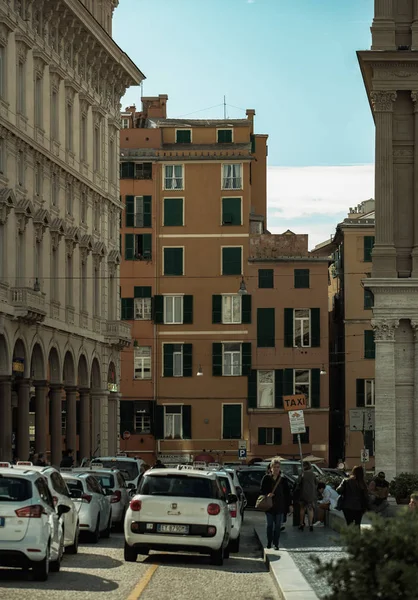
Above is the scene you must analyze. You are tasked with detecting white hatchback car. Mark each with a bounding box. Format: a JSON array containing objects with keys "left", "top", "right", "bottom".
[
  {"left": 213, "top": 469, "right": 243, "bottom": 553},
  {"left": 124, "top": 467, "right": 233, "bottom": 566},
  {"left": 0, "top": 464, "right": 69, "bottom": 580},
  {"left": 14, "top": 464, "right": 79, "bottom": 554},
  {"left": 62, "top": 473, "right": 112, "bottom": 542}
]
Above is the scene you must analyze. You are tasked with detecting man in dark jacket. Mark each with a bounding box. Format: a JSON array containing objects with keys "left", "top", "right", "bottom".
[{"left": 60, "top": 449, "right": 74, "bottom": 468}]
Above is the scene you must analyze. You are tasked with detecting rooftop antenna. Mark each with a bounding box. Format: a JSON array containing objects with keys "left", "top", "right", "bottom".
[{"left": 223, "top": 95, "right": 226, "bottom": 119}]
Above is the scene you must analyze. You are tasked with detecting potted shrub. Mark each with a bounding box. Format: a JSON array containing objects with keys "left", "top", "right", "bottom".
[{"left": 389, "top": 472, "right": 418, "bottom": 504}]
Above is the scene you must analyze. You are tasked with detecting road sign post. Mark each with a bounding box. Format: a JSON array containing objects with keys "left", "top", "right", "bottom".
[{"left": 284, "top": 395, "right": 307, "bottom": 470}]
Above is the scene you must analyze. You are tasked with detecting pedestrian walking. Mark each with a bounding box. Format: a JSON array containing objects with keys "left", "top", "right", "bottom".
[
  {"left": 260, "top": 458, "right": 293, "bottom": 550},
  {"left": 336, "top": 465, "right": 370, "bottom": 527},
  {"left": 298, "top": 461, "right": 317, "bottom": 532}
]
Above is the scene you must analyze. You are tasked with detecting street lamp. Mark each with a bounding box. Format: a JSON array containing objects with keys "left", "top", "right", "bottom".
[
  {"left": 196, "top": 364, "right": 203, "bottom": 377},
  {"left": 238, "top": 276, "right": 247, "bottom": 295},
  {"left": 320, "top": 364, "right": 327, "bottom": 375}
]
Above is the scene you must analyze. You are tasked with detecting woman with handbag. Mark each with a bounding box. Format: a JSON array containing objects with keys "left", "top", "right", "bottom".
[
  {"left": 259, "top": 459, "right": 293, "bottom": 550},
  {"left": 336, "top": 465, "right": 370, "bottom": 527}
]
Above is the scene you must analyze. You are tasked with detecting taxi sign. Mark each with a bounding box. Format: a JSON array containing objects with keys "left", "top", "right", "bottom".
[
  {"left": 0, "top": 462, "right": 11, "bottom": 468},
  {"left": 193, "top": 461, "right": 207, "bottom": 469},
  {"left": 208, "top": 463, "right": 221, "bottom": 470},
  {"left": 283, "top": 394, "right": 307, "bottom": 411},
  {"left": 16, "top": 461, "right": 33, "bottom": 466},
  {"left": 90, "top": 463, "right": 104, "bottom": 469},
  {"left": 60, "top": 467, "right": 73, "bottom": 472}
]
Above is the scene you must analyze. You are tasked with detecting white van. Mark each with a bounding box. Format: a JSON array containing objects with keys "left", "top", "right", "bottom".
[{"left": 89, "top": 456, "right": 146, "bottom": 489}]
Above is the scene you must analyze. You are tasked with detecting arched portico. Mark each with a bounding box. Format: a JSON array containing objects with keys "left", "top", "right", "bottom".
[
  {"left": 31, "top": 343, "right": 48, "bottom": 458},
  {"left": 78, "top": 354, "right": 91, "bottom": 460},
  {"left": 13, "top": 339, "right": 30, "bottom": 461},
  {"left": 0, "top": 334, "right": 12, "bottom": 460}
]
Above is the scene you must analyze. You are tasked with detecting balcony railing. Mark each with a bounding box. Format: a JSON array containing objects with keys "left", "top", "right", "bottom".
[
  {"left": 106, "top": 320, "right": 131, "bottom": 348},
  {"left": 11, "top": 287, "right": 46, "bottom": 323}
]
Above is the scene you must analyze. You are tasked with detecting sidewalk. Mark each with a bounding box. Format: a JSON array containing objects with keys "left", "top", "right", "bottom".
[{"left": 252, "top": 511, "right": 345, "bottom": 600}]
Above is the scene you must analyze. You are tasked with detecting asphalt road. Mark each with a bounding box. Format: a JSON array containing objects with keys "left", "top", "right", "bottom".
[{"left": 0, "top": 515, "right": 280, "bottom": 600}]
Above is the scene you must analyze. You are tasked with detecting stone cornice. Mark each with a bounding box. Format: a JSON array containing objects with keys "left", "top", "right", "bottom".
[{"left": 363, "top": 278, "right": 418, "bottom": 293}]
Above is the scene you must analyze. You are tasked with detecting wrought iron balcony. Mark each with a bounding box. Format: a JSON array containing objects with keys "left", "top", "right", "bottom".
[
  {"left": 106, "top": 320, "right": 131, "bottom": 348},
  {"left": 11, "top": 287, "right": 46, "bottom": 323}
]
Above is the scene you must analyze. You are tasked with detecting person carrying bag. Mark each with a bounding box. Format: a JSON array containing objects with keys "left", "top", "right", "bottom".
[{"left": 258, "top": 458, "right": 293, "bottom": 550}]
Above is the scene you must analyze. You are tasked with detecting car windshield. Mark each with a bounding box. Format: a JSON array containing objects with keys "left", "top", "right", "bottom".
[
  {"left": 140, "top": 475, "right": 214, "bottom": 498},
  {"left": 91, "top": 460, "right": 138, "bottom": 481},
  {"left": 92, "top": 474, "right": 115, "bottom": 489},
  {"left": 0, "top": 476, "right": 32, "bottom": 501},
  {"left": 66, "top": 479, "right": 83, "bottom": 493}
]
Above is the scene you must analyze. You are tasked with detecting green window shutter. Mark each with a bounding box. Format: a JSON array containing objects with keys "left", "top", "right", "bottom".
[
  {"left": 222, "top": 198, "right": 241, "bottom": 226},
  {"left": 125, "top": 233, "right": 134, "bottom": 260},
  {"left": 259, "top": 269, "right": 273, "bottom": 288},
  {"left": 223, "top": 405, "right": 241, "bottom": 439},
  {"left": 119, "top": 401, "right": 135, "bottom": 436},
  {"left": 218, "top": 129, "right": 232, "bottom": 143},
  {"left": 125, "top": 195, "right": 135, "bottom": 227},
  {"left": 364, "top": 431, "right": 374, "bottom": 456},
  {"left": 284, "top": 308, "right": 294, "bottom": 347},
  {"left": 163, "top": 344, "right": 174, "bottom": 377},
  {"left": 143, "top": 196, "right": 152, "bottom": 227},
  {"left": 364, "top": 236, "right": 375, "bottom": 262},
  {"left": 251, "top": 134, "right": 256, "bottom": 154},
  {"left": 164, "top": 198, "right": 183, "bottom": 226},
  {"left": 311, "top": 308, "right": 320, "bottom": 347},
  {"left": 356, "top": 379, "right": 365, "bottom": 407},
  {"left": 257, "top": 308, "right": 275, "bottom": 347},
  {"left": 222, "top": 247, "right": 242, "bottom": 275},
  {"left": 275, "top": 369, "right": 283, "bottom": 409},
  {"left": 212, "top": 295, "right": 222, "bottom": 324},
  {"left": 212, "top": 343, "right": 222, "bottom": 376},
  {"left": 121, "top": 298, "right": 134, "bottom": 320},
  {"left": 364, "top": 289, "right": 374, "bottom": 309},
  {"left": 241, "top": 294, "right": 252, "bottom": 324},
  {"left": 154, "top": 405, "right": 164, "bottom": 440},
  {"left": 364, "top": 330, "right": 375, "bottom": 359},
  {"left": 164, "top": 247, "right": 183, "bottom": 276},
  {"left": 153, "top": 295, "right": 164, "bottom": 323},
  {"left": 284, "top": 369, "right": 293, "bottom": 396},
  {"left": 311, "top": 369, "right": 320, "bottom": 408},
  {"left": 183, "top": 295, "right": 193, "bottom": 324},
  {"left": 274, "top": 428, "right": 282, "bottom": 445},
  {"left": 134, "top": 286, "right": 152, "bottom": 298},
  {"left": 248, "top": 370, "right": 257, "bottom": 409},
  {"left": 176, "top": 130, "right": 191, "bottom": 143},
  {"left": 142, "top": 234, "right": 152, "bottom": 259},
  {"left": 258, "top": 427, "right": 266, "bottom": 445},
  {"left": 294, "top": 269, "right": 310, "bottom": 289},
  {"left": 121, "top": 162, "right": 134, "bottom": 179},
  {"left": 241, "top": 342, "right": 252, "bottom": 376},
  {"left": 183, "top": 344, "right": 193, "bottom": 377},
  {"left": 182, "top": 405, "right": 192, "bottom": 439}
]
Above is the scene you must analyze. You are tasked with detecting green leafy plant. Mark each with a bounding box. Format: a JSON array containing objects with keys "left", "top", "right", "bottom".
[
  {"left": 313, "top": 511, "right": 418, "bottom": 600},
  {"left": 389, "top": 473, "right": 418, "bottom": 502}
]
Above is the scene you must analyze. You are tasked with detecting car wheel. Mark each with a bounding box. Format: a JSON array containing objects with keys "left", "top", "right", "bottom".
[
  {"left": 91, "top": 516, "right": 100, "bottom": 544},
  {"left": 210, "top": 546, "right": 224, "bottom": 566},
  {"left": 102, "top": 514, "right": 112, "bottom": 539},
  {"left": 33, "top": 545, "right": 50, "bottom": 581},
  {"left": 230, "top": 535, "right": 240, "bottom": 553},
  {"left": 66, "top": 524, "right": 79, "bottom": 555},
  {"left": 124, "top": 541, "right": 138, "bottom": 562},
  {"left": 50, "top": 536, "right": 64, "bottom": 572},
  {"left": 136, "top": 544, "right": 149, "bottom": 556},
  {"left": 223, "top": 545, "right": 230, "bottom": 559}
]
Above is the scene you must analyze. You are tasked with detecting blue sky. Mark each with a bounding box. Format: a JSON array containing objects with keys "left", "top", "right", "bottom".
[{"left": 113, "top": 0, "right": 375, "bottom": 247}]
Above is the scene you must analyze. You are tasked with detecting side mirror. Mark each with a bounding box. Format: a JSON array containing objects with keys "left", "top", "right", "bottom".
[
  {"left": 57, "top": 504, "right": 71, "bottom": 518},
  {"left": 227, "top": 493, "right": 238, "bottom": 504},
  {"left": 70, "top": 489, "right": 83, "bottom": 500}
]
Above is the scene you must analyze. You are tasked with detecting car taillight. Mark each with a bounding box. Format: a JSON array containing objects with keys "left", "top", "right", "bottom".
[
  {"left": 130, "top": 499, "right": 142, "bottom": 512},
  {"left": 15, "top": 505, "right": 45, "bottom": 518},
  {"left": 229, "top": 504, "right": 237, "bottom": 518},
  {"left": 82, "top": 494, "right": 92, "bottom": 504},
  {"left": 207, "top": 503, "right": 221, "bottom": 516},
  {"left": 52, "top": 496, "right": 58, "bottom": 507},
  {"left": 111, "top": 490, "right": 121, "bottom": 504}
]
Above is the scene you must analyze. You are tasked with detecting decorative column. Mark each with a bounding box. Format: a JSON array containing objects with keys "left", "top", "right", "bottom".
[
  {"left": 394, "top": 321, "right": 414, "bottom": 474},
  {"left": 79, "top": 388, "right": 91, "bottom": 461},
  {"left": 91, "top": 390, "right": 109, "bottom": 457},
  {"left": 412, "top": 0, "right": 418, "bottom": 50},
  {"left": 0, "top": 377, "right": 12, "bottom": 461},
  {"left": 49, "top": 385, "right": 63, "bottom": 467},
  {"left": 34, "top": 381, "right": 48, "bottom": 457},
  {"left": 371, "top": 0, "right": 396, "bottom": 51},
  {"left": 372, "top": 319, "right": 399, "bottom": 480},
  {"left": 108, "top": 392, "right": 120, "bottom": 456},
  {"left": 411, "top": 92, "right": 418, "bottom": 277},
  {"left": 411, "top": 320, "right": 418, "bottom": 470},
  {"left": 17, "top": 379, "right": 31, "bottom": 461},
  {"left": 65, "top": 386, "right": 77, "bottom": 459},
  {"left": 370, "top": 91, "right": 397, "bottom": 278},
  {"left": 90, "top": 391, "right": 102, "bottom": 457}
]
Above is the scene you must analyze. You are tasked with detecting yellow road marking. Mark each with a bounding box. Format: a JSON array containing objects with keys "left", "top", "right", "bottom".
[{"left": 127, "top": 564, "right": 158, "bottom": 600}]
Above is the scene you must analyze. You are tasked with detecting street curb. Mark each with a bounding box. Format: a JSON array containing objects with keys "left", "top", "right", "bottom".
[{"left": 254, "top": 526, "right": 319, "bottom": 600}]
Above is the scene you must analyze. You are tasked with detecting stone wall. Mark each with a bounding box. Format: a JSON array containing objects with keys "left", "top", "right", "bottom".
[{"left": 249, "top": 232, "right": 309, "bottom": 259}]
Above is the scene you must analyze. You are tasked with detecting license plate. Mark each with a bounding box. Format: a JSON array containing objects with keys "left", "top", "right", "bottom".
[
  {"left": 0, "top": 517, "right": 4, "bottom": 527},
  {"left": 157, "top": 524, "right": 189, "bottom": 534}
]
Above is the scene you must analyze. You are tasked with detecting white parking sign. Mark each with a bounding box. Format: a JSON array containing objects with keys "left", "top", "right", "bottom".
[{"left": 238, "top": 449, "right": 247, "bottom": 459}]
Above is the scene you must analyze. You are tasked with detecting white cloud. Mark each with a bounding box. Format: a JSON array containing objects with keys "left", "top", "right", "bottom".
[{"left": 266, "top": 164, "right": 375, "bottom": 248}]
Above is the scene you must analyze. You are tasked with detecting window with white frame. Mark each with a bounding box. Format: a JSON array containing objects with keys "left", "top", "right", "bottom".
[
  {"left": 134, "top": 346, "right": 151, "bottom": 380},
  {"left": 164, "top": 295, "right": 183, "bottom": 324},
  {"left": 223, "top": 343, "right": 241, "bottom": 376},
  {"left": 222, "top": 164, "right": 242, "bottom": 189},
  {"left": 173, "top": 344, "right": 183, "bottom": 377},
  {"left": 294, "top": 309, "right": 311, "bottom": 347},
  {"left": 164, "top": 405, "right": 182, "bottom": 439},
  {"left": 17, "top": 60, "right": 25, "bottom": 115},
  {"left": 257, "top": 370, "right": 274, "bottom": 408},
  {"left": 365, "top": 379, "right": 375, "bottom": 406},
  {"left": 222, "top": 295, "right": 241, "bottom": 324},
  {"left": 265, "top": 428, "right": 275, "bottom": 445},
  {"left": 135, "top": 413, "right": 151, "bottom": 433},
  {"left": 121, "top": 117, "right": 129, "bottom": 129},
  {"left": 164, "top": 165, "right": 183, "bottom": 190},
  {"left": 134, "top": 297, "right": 152, "bottom": 320},
  {"left": 294, "top": 369, "right": 310, "bottom": 406}
]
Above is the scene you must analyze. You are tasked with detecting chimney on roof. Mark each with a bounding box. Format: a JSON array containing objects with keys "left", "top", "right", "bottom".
[
  {"left": 141, "top": 94, "right": 168, "bottom": 120},
  {"left": 246, "top": 109, "right": 255, "bottom": 133}
]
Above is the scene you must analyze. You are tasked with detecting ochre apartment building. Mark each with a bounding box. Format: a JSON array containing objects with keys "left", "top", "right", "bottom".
[
  {"left": 119, "top": 96, "right": 330, "bottom": 465},
  {"left": 314, "top": 200, "right": 376, "bottom": 469}
]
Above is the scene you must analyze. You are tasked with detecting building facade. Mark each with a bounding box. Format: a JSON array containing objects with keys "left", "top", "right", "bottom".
[
  {"left": 359, "top": 1, "right": 418, "bottom": 477},
  {"left": 315, "top": 200, "right": 376, "bottom": 469},
  {"left": 0, "top": 0, "right": 143, "bottom": 463}
]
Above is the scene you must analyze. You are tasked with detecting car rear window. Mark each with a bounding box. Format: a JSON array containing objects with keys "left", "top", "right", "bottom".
[
  {"left": 93, "top": 474, "right": 115, "bottom": 489},
  {"left": 65, "top": 479, "right": 83, "bottom": 493},
  {"left": 0, "top": 476, "right": 32, "bottom": 501},
  {"left": 217, "top": 476, "right": 232, "bottom": 495},
  {"left": 139, "top": 475, "right": 214, "bottom": 499},
  {"left": 91, "top": 460, "right": 138, "bottom": 481}
]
